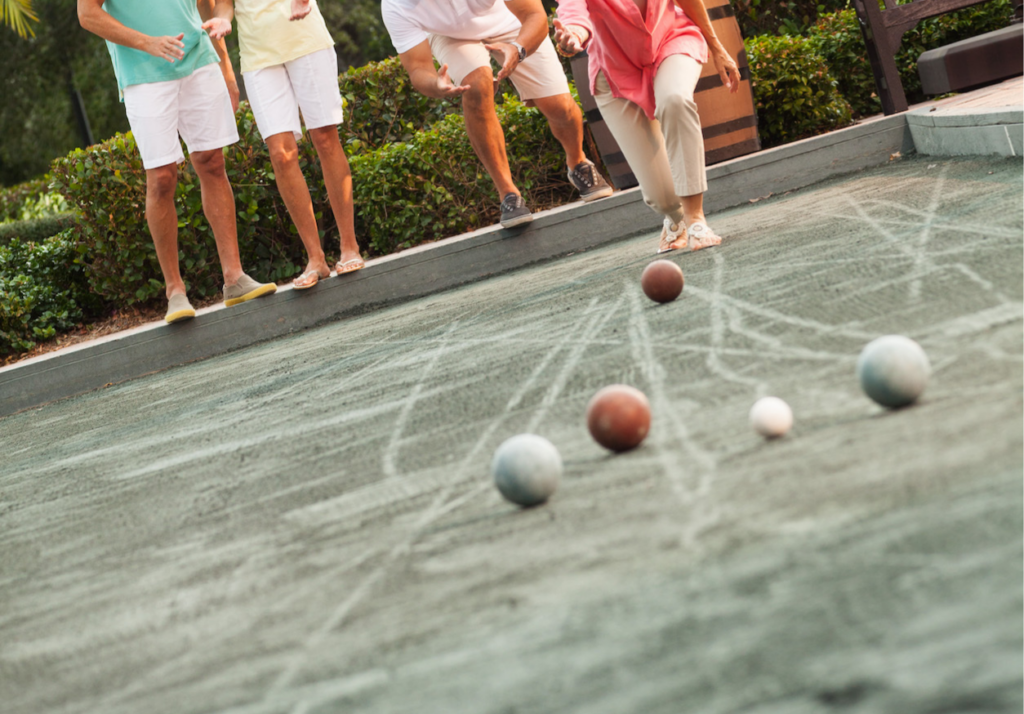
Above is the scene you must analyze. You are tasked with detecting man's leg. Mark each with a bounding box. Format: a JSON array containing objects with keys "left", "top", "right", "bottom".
[
  {"left": 530, "top": 93, "right": 585, "bottom": 168},
  {"left": 145, "top": 164, "right": 187, "bottom": 299},
  {"left": 189, "top": 148, "right": 243, "bottom": 287},
  {"left": 461, "top": 66, "right": 519, "bottom": 198},
  {"left": 265, "top": 132, "right": 330, "bottom": 277},
  {"left": 308, "top": 126, "right": 361, "bottom": 266}
]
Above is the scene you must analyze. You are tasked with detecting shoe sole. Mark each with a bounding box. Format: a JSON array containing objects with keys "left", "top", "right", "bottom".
[
  {"left": 165, "top": 308, "right": 196, "bottom": 324},
  {"left": 224, "top": 283, "right": 278, "bottom": 307},
  {"left": 500, "top": 213, "right": 534, "bottom": 229},
  {"left": 579, "top": 186, "right": 615, "bottom": 202}
]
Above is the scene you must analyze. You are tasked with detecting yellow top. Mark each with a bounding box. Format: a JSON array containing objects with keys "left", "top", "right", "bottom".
[{"left": 235, "top": 0, "right": 336, "bottom": 74}]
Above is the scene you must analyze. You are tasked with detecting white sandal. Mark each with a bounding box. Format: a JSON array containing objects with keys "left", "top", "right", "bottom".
[{"left": 687, "top": 221, "right": 723, "bottom": 251}]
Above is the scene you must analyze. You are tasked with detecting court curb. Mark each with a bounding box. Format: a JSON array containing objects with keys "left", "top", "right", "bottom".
[{"left": 0, "top": 110, "right": 932, "bottom": 418}]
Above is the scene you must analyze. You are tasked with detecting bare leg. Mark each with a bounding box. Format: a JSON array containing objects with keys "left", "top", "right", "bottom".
[
  {"left": 681, "top": 193, "right": 706, "bottom": 227},
  {"left": 461, "top": 66, "right": 519, "bottom": 198},
  {"left": 308, "top": 125, "right": 361, "bottom": 266},
  {"left": 530, "top": 93, "right": 586, "bottom": 168},
  {"left": 189, "top": 148, "right": 243, "bottom": 286},
  {"left": 145, "top": 163, "right": 187, "bottom": 299},
  {"left": 264, "top": 132, "right": 330, "bottom": 280}
]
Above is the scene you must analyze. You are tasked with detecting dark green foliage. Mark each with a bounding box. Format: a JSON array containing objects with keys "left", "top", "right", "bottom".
[
  {"left": 352, "top": 95, "right": 573, "bottom": 255},
  {"left": 734, "top": 0, "right": 852, "bottom": 37},
  {"left": 0, "top": 177, "right": 50, "bottom": 223},
  {"left": 51, "top": 109, "right": 327, "bottom": 305},
  {"left": 320, "top": 0, "right": 395, "bottom": 69},
  {"left": 0, "top": 231, "right": 103, "bottom": 356},
  {"left": 340, "top": 57, "right": 460, "bottom": 153},
  {"left": 745, "top": 34, "right": 853, "bottom": 147},
  {"left": 0, "top": 213, "right": 76, "bottom": 246},
  {"left": 809, "top": 2, "right": 1014, "bottom": 116}
]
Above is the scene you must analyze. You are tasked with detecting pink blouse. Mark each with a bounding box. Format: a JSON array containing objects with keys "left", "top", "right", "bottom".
[{"left": 556, "top": 0, "right": 708, "bottom": 120}]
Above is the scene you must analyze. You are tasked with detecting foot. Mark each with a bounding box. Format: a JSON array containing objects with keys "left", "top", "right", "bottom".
[
  {"left": 292, "top": 264, "right": 331, "bottom": 290},
  {"left": 656, "top": 218, "right": 687, "bottom": 254},
  {"left": 165, "top": 293, "right": 196, "bottom": 324},
  {"left": 224, "top": 272, "right": 277, "bottom": 307},
  {"left": 334, "top": 256, "right": 365, "bottom": 275},
  {"left": 567, "top": 160, "right": 614, "bottom": 202},
  {"left": 687, "top": 221, "right": 722, "bottom": 251},
  {"left": 500, "top": 192, "right": 533, "bottom": 228}
]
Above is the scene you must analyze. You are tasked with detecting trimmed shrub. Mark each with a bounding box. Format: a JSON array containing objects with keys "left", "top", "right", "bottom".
[
  {"left": 352, "top": 94, "right": 573, "bottom": 255},
  {"left": 0, "top": 177, "right": 51, "bottom": 223},
  {"left": 733, "top": 0, "right": 852, "bottom": 38},
  {"left": 51, "top": 109, "right": 327, "bottom": 305},
  {"left": 745, "top": 34, "right": 853, "bottom": 147},
  {"left": 810, "top": 2, "right": 1014, "bottom": 116},
  {"left": 0, "top": 213, "right": 77, "bottom": 247},
  {"left": 0, "top": 231, "right": 103, "bottom": 356}
]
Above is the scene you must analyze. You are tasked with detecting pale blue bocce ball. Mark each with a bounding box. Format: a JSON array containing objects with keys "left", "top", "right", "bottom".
[
  {"left": 491, "top": 434, "right": 563, "bottom": 507},
  {"left": 857, "top": 335, "right": 932, "bottom": 408}
]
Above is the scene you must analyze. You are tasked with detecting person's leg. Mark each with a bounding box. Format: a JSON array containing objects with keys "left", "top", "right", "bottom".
[
  {"left": 308, "top": 126, "right": 361, "bottom": 267},
  {"left": 529, "top": 93, "right": 585, "bottom": 168},
  {"left": 189, "top": 148, "right": 243, "bottom": 286},
  {"left": 653, "top": 54, "right": 709, "bottom": 228},
  {"left": 460, "top": 65, "right": 519, "bottom": 198},
  {"left": 265, "top": 132, "right": 330, "bottom": 278},
  {"left": 144, "top": 164, "right": 187, "bottom": 299}
]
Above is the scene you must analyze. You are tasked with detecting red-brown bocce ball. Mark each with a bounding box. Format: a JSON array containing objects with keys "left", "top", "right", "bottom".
[
  {"left": 586, "top": 385, "right": 652, "bottom": 452},
  {"left": 641, "top": 260, "right": 684, "bottom": 303}
]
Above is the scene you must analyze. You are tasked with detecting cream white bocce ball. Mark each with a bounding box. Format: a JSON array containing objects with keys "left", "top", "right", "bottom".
[
  {"left": 749, "top": 397, "right": 794, "bottom": 438},
  {"left": 491, "top": 434, "right": 563, "bottom": 507}
]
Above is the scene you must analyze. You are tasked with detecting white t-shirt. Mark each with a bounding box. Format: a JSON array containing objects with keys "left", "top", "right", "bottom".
[{"left": 381, "top": 0, "right": 522, "bottom": 54}]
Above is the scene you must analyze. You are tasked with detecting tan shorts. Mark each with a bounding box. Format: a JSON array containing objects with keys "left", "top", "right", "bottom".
[{"left": 428, "top": 30, "right": 570, "bottom": 100}]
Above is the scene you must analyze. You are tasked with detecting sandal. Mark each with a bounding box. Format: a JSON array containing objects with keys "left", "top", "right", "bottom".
[
  {"left": 292, "top": 267, "right": 330, "bottom": 290},
  {"left": 687, "top": 221, "right": 722, "bottom": 251},
  {"left": 657, "top": 218, "right": 687, "bottom": 254},
  {"left": 334, "top": 257, "right": 365, "bottom": 275}
]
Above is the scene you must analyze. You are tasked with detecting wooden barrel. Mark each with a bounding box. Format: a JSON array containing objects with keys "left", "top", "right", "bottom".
[{"left": 569, "top": 0, "right": 760, "bottom": 190}]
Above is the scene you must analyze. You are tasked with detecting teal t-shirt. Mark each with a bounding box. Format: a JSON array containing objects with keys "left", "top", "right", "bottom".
[{"left": 103, "top": 0, "right": 220, "bottom": 95}]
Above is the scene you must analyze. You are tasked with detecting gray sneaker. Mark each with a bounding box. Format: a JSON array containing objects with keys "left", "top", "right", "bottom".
[
  {"left": 568, "top": 160, "right": 614, "bottom": 202},
  {"left": 223, "top": 273, "right": 277, "bottom": 307},
  {"left": 165, "top": 293, "right": 196, "bottom": 324},
  {"left": 500, "top": 193, "right": 533, "bottom": 228}
]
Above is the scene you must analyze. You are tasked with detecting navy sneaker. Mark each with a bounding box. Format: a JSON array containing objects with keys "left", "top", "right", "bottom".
[
  {"left": 568, "top": 160, "right": 614, "bottom": 202},
  {"left": 500, "top": 193, "right": 533, "bottom": 228}
]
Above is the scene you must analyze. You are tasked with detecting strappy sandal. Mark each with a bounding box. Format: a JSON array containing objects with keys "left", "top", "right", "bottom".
[
  {"left": 657, "top": 218, "right": 687, "bottom": 254},
  {"left": 334, "top": 257, "right": 365, "bottom": 275},
  {"left": 686, "top": 221, "right": 722, "bottom": 251},
  {"left": 292, "top": 267, "right": 330, "bottom": 290}
]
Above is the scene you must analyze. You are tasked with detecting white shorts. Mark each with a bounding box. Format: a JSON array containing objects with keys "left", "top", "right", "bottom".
[
  {"left": 428, "top": 30, "right": 571, "bottom": 100},
  {"left": 123, "top": 62, "right": 239, "bottom": 170},
  {"left": 243, "top": 46, "right": 344, "bottom": 143}
]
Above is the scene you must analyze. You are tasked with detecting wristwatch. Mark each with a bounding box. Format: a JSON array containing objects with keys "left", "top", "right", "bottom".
[{"left": 510, "top": 41, "right": 527, "bottom": 62}]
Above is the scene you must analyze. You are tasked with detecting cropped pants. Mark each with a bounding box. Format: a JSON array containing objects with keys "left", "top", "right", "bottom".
[{"left": 593, "top": 54, "right": 706, "bottom": 226}]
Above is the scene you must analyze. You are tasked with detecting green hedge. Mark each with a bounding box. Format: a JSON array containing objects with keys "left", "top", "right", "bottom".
[
  {"left": 353, "top": 94, "right": 574, "bottom": 255},
  {"left": 0, "top": 231, "right": 104, "bottom": 356},
  {"left": 809, "top": 1, "right": 1014, "bottom": 117},
  {"left": 0, "top": 177, "right": 51, "bottom": 223},
  {"left": 0, "top": 213, "right": 77, "bottom": 247},
  {"left": 745, "top": 34, "right": 853, "bottom": 147}
]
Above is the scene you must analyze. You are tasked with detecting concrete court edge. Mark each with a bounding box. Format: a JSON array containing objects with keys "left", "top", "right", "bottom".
[{"left": 0, "top": 114, "right": 915, "bottom": 418}]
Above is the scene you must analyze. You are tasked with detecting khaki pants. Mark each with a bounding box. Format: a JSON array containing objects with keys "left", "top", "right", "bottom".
[{"left": 594, "top": 54, "right": 706, "bottom": 226}]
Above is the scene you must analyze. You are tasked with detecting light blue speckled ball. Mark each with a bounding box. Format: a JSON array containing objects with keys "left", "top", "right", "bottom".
[
  {"left": 857, "top": 335, "right": 931, "bottom": 408},
  {"left": 491, "top": 434, "right": 562, "bottom": 507}
]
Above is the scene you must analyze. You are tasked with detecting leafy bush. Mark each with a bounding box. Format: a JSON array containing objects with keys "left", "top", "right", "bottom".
[
  {"left": 339, "top": 57, "right": 460, "bottom": 154},
  {"left": 351, "top": 94, "right": 574, "bottom": 255},
  {"left": 0, "top": 177, "right": 51, "bottom": 223},
  {"left": 51, "top": 109, "right": 328, "bottom": 305},
  {"left": 745, "top": 34, "right": 853, "bottom": 147},
  {"left": 0, "top": 213, "right": 77, "bottom": 246},
  {"left": 734, "top": 0, "right": 852, "bottom": 37},
  {"left": 809, "top": 2, "right": 1014, "bottom": 116},
  {"left": 0, "top": 231, "right": 103, "bottom": 356}
]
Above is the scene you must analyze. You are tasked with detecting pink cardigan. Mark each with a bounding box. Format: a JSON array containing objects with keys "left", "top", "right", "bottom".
[{"left": 556, "top": 0, "right": 708, "bottom": 120}]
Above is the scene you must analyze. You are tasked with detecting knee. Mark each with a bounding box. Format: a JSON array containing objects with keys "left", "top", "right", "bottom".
[
  {"left": 309, "top": 126, "right": 340, "bottom": 154},
  {"left": 655, "top": 91, "right": 698, "bottom": 124},
  {"left": 644, "top": 193, "right": 683, "bottom": 219},
  {"left": 190, "top": 149, "right": 225, "bottom": 178},
  {"left": 546, "top": 95, "right": 581, "bottom": 127},
  {"left": 461, "top": 69, "right": 494, "bottom": 112},
  {"left": 146, "top": 164, "right": 178, "bottom": 199},
  {"left": 267, "top": 140, "right": 298, "bottom": 168}
]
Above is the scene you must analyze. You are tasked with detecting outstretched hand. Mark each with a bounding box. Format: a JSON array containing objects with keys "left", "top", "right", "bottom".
[
  {"left": 146, "top": 33, "right": 186, "bottom": 63},
  {"left": 552, "top": 19, "right": 586, "bottom": 56},
  {"left": 711, "top": 43, "right": 740, "bottom": 93},
  {"left": 290, "top": 0, "right": 312, "bottom": 21},
  {"left": 435, "top": 64, "right": 470, "bottom": 98},
  {"left": 201, "top": 17, "right": 231, "bottom": 40},
  {"left": 484, "top": 42, "right": 520, "bottom": 82}
]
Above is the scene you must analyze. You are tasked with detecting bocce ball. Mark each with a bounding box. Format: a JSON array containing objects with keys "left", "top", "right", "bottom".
[
  {"left": 857, "top": 335, "right": 931, "bottom": 408},
  {"left": 641, "top": 260, "right": 684, "bottom": 303},
  {"left": 586, "top": 385, "right": 652, "bottom": 452},
  {"left": 749, "top": 396, "right": 793, "bottom": 438},
  {"left": 491, "top": 434, "right": 562, "bottom": 507}
]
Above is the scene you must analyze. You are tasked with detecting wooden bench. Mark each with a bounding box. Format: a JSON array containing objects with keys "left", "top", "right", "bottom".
[{"left": 851, "top": 0, "right": 996, "bottom": 114}]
